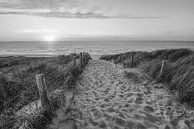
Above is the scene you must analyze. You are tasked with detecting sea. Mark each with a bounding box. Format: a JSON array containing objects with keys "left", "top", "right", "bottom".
[{"left": 0, "top": 41, "right": 194, "bottom": 59}]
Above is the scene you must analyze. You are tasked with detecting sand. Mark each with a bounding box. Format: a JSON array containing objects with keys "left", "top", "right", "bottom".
[{"left": 49, "top": 60, "right": 194, "bottom": 129}]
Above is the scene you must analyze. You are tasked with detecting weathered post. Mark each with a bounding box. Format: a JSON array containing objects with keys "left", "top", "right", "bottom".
[
  {"left": 80, "top": 52, "right": 83, "bottom": 68},
  {"left": 113, "top": 55, "right": 115, "bottom": 64},
  {"left": 36, "top": 74, "right": 52, "bottom": 112},
  {"left": 111, "top": 55, "right": 113, "bottom": 63},
  {"left": 131, "top": 52, "right": 134, "bottom": 68},
  {"left": 82, "top": 52, "right": 85, "bottom": 65},
  {"left": 83, "top": 52, "right": 85, "bottom": 65},
  {"left": 83, "top": 52, "right": 88, "bottom": 64},
  {"left": 158, "top": 60, "right": 165, "bottom": 80},
  {"left": 73, "top": 54, "right": 76, "bottom": 66}
]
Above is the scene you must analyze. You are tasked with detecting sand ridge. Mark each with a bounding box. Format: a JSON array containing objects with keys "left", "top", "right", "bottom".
[{"left": 49, "top": 60, "right": 194, "bottom": 129}]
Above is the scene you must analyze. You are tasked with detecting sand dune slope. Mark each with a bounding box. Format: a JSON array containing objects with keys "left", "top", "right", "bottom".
[{"left": 50, "top": 60, "right": 194, "bottom": 129}]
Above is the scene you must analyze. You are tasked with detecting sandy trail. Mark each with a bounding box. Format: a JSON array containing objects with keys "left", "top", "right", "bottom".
[{"left": 49, "top": 60, "right": 194, "bottom": 129}]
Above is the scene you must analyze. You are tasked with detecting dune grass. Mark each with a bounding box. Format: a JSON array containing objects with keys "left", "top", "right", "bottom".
[
  {"left": 100, "top": 48, "right": 194, "bottom": 106},
  {"left": 0, "top": 53, "right": 90, "bottom": 129}
]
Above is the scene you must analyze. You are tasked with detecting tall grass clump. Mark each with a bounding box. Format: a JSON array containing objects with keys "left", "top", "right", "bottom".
[
  {"left": 0, "top": 53, "right": 88, "bottom": 129},
  {"left": 100, "top": 48, "right": 194, "bottom": 106}
]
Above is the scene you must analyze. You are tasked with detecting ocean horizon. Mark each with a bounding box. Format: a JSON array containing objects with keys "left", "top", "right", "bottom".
[{"left": 0, "top": 40, "right": 194, "bottom": 58}]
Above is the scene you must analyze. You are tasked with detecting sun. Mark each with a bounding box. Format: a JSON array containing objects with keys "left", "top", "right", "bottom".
[{"left": 42, "top": 35, "right": 56, "bottom": 42}]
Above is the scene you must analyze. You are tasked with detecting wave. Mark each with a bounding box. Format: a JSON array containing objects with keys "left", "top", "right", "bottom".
[{"left": 0, "top": 41, "right": 193, "bottom": 56}]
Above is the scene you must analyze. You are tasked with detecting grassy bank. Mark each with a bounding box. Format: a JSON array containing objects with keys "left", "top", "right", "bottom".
[
  {"left": 100, "top": 48, "right": 194, "bottom": 106},
  {"left": 0, "top": 53, "right": 91, "bottom": 129}
]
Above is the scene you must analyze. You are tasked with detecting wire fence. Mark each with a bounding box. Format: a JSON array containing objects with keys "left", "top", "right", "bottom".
[{"left": 0, "top": 53, "right": 89, "bottom": 112}]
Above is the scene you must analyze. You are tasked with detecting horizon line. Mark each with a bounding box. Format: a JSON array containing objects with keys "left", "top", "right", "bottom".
[{"left": 0, "top": 40, "right": 194, "bottom": 42}]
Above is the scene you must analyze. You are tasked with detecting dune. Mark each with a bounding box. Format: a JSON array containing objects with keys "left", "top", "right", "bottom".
[
  {"left": 99, "top": 48, "right": 194, "bottom": 107},
  {"left": 49, "top": 60, "right": 194, "bottom": 129}
]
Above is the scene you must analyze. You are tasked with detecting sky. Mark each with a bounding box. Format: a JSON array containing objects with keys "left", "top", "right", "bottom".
[{"left": 0, "top": 0, "right": 194, "bottom": 41}]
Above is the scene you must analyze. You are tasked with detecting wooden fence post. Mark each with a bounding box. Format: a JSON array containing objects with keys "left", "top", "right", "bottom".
[
  {"left": 73, "top": 54, "right": 76, "bottom": 66},
  {"left": 113, "top": 55, "right": 115, "bottom": 64},
  {"left": 83, "top": 52, "right": 88, "bottom": 64},
  {"left": 82, "top": 52, "right": 85, "bottom": 64},
  {"left": 131, "top": 52, "right": 134, "bottom": 68},
  {"left": 80, "top": 52, "right": 83, "bottom": 67},
  {"left": 158, "top": 60, "right": 165, "bottom": 80},
  {"left": 36, "top": 74, "right": 52, "bottom": 112}
]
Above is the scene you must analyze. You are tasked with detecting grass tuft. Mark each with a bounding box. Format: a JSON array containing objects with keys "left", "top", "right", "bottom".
[
  {"left": 0, "top": 53, "right": 91, "bottom": 129},
  {"left": 100, "top": 48, "right": 194, "bottom": 106}
]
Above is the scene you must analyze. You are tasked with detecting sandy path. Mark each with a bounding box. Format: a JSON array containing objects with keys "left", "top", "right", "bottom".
[{"left": 49, "top": 60, "right": 194, "bottom": 129}]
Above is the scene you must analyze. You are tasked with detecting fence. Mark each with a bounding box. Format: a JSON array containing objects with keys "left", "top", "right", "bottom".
[{"left": 13, "top": 52, "right": 91, "bottom": 129}]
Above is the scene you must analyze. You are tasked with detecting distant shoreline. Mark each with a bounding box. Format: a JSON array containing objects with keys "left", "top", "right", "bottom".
[
  {"left": 1, "top": 41, "right": 194, "bottom": 57},
  {"left": 0, "top": 54, "right": 56, "bottom": 57},
  {"left": 0, "top": 40, "right": 194, "bottom": 43},
  {"left": 0, "top": 54, "right": 102, "bottom": 60}
]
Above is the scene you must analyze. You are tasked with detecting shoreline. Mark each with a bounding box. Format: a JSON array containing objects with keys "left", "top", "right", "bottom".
[{"left": 0, "top": 54, "right": 102, "bottom": 60}]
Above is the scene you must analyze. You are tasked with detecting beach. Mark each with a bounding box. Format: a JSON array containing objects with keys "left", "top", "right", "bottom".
[
  {"left": 1, "top": 41, "right": 194, "bottom": 57},
  {"left": 49, "top": 60, "right": 194, "bottom": 129}
]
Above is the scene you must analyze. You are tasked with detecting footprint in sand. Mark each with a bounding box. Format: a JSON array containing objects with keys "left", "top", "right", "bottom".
[{"left": 49, "top": 60, "right": 194, "bottom": 129}]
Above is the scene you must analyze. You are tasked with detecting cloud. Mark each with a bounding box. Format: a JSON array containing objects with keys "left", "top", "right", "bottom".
[
  {"left": 0, "top": 11, "right": 163, "bottom": 19},
  {"left": 14, "top": 29, "right": 60, "bottom": 34},
  {"left": 0, "top": 0, "right": 92, "bottom": 9},
  {"left": 0, "top": 0, "right": 22, "bottom": 8},
  {"left": 0, "top": 0, "right": 164, "bottom": 19},
  {"left": 20, "top": 0, "right": 67, "bottom": 9}
]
